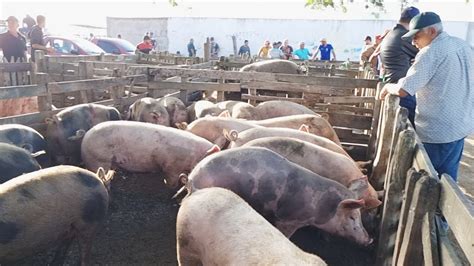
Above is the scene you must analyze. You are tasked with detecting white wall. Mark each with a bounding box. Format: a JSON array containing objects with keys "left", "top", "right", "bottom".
[
  {"left": 107, "top": 17, "right": 169, "bottom": 50},
  {"left": 108, "top": 17, "right": 474, "bottom": 61}
]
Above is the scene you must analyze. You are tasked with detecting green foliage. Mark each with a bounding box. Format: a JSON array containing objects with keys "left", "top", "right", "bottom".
[{"left": 169, "top": 0, "right": 178, "bottom": 7}]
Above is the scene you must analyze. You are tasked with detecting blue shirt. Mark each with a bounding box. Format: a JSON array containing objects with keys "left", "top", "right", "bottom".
[
  {"left": 318, "top": 44, "right": 333, "bottom": 60},
  {"left": 293, "top": 48, "right": 311, "bottom": 60},
  {"left": 398, "top": 32, "right": 474, "bottom": 143}
]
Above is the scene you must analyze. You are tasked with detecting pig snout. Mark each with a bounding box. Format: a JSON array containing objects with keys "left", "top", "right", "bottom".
[{"left": 343, "top": 215, "right": 373, "bottom": 246}]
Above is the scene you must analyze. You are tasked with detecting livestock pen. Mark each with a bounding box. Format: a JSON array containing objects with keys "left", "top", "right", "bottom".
[{"left": 0, "top": 56, "right": 472, "bottom": 265}]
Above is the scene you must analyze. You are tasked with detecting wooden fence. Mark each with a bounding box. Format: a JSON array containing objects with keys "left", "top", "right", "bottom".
[{"left": 372, "top": 94, "right": 473, "bottom": 265}]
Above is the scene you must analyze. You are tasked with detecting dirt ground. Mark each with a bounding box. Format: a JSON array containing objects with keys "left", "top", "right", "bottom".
[
  {"left": 10, "top": 171, "right": 375, "bottom": 266},
  {"left": 458, "top": 134, "right": 474, "bottom": 202}
]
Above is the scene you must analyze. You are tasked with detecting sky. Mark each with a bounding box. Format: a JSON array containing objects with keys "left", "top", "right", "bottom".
[{"left": 0, "top": 0, "right": 472, "bottom": 36}]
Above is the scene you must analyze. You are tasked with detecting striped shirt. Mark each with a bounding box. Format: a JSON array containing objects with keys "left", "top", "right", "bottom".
[{"left": 398, "top": 32, "right": 474, "bottom": 143}]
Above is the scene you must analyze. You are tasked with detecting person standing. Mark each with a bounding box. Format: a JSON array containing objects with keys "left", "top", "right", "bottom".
[
  {"left": 0, "top": 16, "right": 27, "bottom": 62},
  {"left": 238, "top": 40, "right": 251, "bottom": 58},
  {"left": 117, "top": 34, "right": 122, "bottom": 39},
  {"left": 293, "top": 41, "right": 312, "bottom": 60},
  {"left": 210, "top": 37, "right": 220, "bottom": 59},
  {"left": 257, "top": 40, "right": 271, "bottom": 58},
  {"left": 29, "top": 15, "right": 53, "bottom": 62},
  {"left": 379, "top": 6, "right": 420, "bottom": 125},
  {"left": 380, "top": 12, "right": 474, "bottom": 180},
  {"left": 280, "top": 39, "right": 293, "bottom": 60},
  {"left": 360, "top": 35, "right": 382, "bottom": 69},
  {"left": 187, "top": 38, "right": 197, "bottom": 57},
  {"left": 268, "top": 42, "right": 284, "bottom": 59},
  {"left": 313, "top": 38, "right": 336, "bottom": 61}
]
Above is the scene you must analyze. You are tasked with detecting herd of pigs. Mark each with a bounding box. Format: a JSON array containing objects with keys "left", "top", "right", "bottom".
[{"left": 0, "top": 93, "right": 383, "bottom": 265}]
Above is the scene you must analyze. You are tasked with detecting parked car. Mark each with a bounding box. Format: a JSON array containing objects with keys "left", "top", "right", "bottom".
[
  {"left": 91, "top": 37, "right": 136, "bottom": 55},
  {"left": 44, "top": 36, "right": 105, "bottom": 55}
]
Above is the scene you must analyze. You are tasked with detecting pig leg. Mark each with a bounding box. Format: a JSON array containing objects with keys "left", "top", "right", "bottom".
[
  {"left": 50, "top": 237, "right": 74, "bottom": 265},
  {"left": 77, "top": 227, "right": 98, "bottom": 266}
]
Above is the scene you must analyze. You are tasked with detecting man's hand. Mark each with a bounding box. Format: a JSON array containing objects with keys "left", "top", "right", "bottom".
[
  {"left": 378, "top": 83, "right": 408, "bottom": 100},
  {"left": 379, "top": 86, "right": 389, "bottom": 100}
]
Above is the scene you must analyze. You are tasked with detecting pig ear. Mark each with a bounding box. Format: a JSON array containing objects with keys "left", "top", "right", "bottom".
[
  {"left": 339, "top": 198, "right": 366, "bottom": 210},
  {"left": 96, "top": 167, "right": 106, "bottom": 180},
  {"left": 218, "top": 110, "right": 230, "bottom": 117},
  {"left": 223, "top": 129, "right": 238, "bottom": 141},
  {"left": 150, "top": 112, "right": 162, "bottom": 122},
  {"left": 320, "top": 113, "right": 330, "bottom": 121},
  {"left": 45, "top": 117, "right": 55, "bottom": 124},
  {"left": 348, "top": 177, "right": 369, "bottom": 197},
  {"left": 67, "top": 129, "right": 86, "bottom": 141},
  {"left": 179, "top": 173, "right": 188, "bottom": 185},
  {"left": 22, "top": 143, "right": 34, "bottom": 153},
  {"left": 298, "top": 124, "right": 310, "bottom": 133},
  {"left": 176, "top": 122, "right": 188, "bottom": 130},
  {"left": 205, "top": 145, "right": 220, "bottom": 156}
]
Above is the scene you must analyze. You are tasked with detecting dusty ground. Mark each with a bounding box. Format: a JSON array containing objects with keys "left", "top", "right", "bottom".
[
  {"left": 458, "top": 134, "right": 474, "bottom": 201},
  {"left": 9, "top": 171, "right": 375, "bottom": 266}
]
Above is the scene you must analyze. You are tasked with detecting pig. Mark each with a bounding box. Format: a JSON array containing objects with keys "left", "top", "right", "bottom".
[
  {"left": 81, "top": 121, "right": 219, "bottom": 187},
  {"left": 0, "top": 143, "right": 41, "bottom": 184},
  {"left": 253, "top": 114, "right": 341, "bottom": 145},
  {"left": 240, "top": 59, "right": 302, "bottom": 74},
  {"left": 0, "top": 165, "right": 113, "bottom": 265},
  {"left": 127, "top": 97, "right": 170, "bottom": 126},
  {"left": 226, "top": 126, "right": 349, "bottom": 157},
  {"left": 184, "top": 147, "right": 373, "bottom": 246},
  {"left": 177, "top": 117, "right": 261, "bottom": 148},
  {"left": 187, "top": 100, "right": 220, "bottom": 121},
  {"left": 177, "top": 187, "right": 326, "bottom": 266},
  {"left": 252, "top": 100, "right": 317, "bottom": 120},
  {"left": 0, "top": 124, "right": 49, "bottom": 167},
  {"left": 214, "top": 100, "right": 255, "bottom": 118},
  {"left": 46, "top": 103, "right": 121, "bottom": 165},
  {"left": 242, "top": 137, "right": 381, "bottom": 209},
  {"left": 158, "top": 96, "right": 188, "bottom": 127}
]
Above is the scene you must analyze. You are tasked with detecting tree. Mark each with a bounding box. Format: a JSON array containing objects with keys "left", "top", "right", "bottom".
[{"left": 305, "top": 0, "right": 469, "bottom": 12}]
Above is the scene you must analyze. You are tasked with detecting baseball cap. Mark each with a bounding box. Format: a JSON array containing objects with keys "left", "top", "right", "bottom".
[
  {"left": 400, "top": 6, "right": 420, "bottom": 20},
  {"left": 402, "top": 12, "right": 442, "bottom": 39}
]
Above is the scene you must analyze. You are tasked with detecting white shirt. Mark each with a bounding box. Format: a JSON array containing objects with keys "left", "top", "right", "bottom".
[{"left": 398, "top": 32, "right": 474, "bottom": 143}]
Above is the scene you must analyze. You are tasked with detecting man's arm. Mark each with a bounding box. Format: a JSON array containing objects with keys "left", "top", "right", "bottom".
[
  {"left": 331, "top": 49, "right": 336, "bottom": 61},
  {"left": 311, "top": 47, "right": 319, "bottom": 60},
  {"left": 30, "top": 28, "right": 52, "bottom": 52}
]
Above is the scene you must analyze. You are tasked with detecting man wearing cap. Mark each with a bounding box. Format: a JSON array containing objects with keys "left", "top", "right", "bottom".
[
  {"left": 0, "top": 16, "right": 27, "bottom": 62},
  {"left": 379, "top": 6, "right": 420, "bottom": 125},
  {"left": 312, "top": 38, "right": 336, "bottom": 61},
  {"left": 380, "top": 12, "right": 474, "bottom": 180}
]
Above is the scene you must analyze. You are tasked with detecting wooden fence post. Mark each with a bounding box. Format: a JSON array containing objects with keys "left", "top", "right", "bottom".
[
  {"left": 367, "top": 82, "right": 383, "bottom": 161},
  {"left": 383, "top": 107, "right": 408, "bottom": 186},
  {"left": 78, "top": 61, "right": 94, "bottom": 103},
  {"left": 36, "top": 73, "right": 52, "bottom": 112},
  {"left": 392, "top": 168, "right": 424, "bottom": 265},
  {"left": 396, "top": 173, "right": 440, "bottom": 266},
  {"left": 204, "top": 38, "right": 210, "bottom": 62},
  {"left": 371, "top": 94, "right": 400, "bottom": 190},
  {"left": 34, "top": 50, "right": 46, "bottom": 73},
  {"left": 375, "top": 129, "right": 416, "bottom": 265},
  {"left": 232, "top": 35, "right": 238, "bottom": 56}
]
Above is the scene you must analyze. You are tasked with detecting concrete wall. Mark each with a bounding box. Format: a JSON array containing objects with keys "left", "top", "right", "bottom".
[{"left": 107, "top": 17, "right": 474, "bottom": 60}]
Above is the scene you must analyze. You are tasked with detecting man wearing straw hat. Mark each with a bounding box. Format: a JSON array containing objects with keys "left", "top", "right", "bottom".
[{"left": 380, "top": 12, "right": 474, "bottom": 180}]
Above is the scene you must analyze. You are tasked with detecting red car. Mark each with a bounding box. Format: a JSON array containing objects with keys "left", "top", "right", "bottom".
[
  {"left": 44, "top": 36, "right": 105, "bottom": 55},
  {"left": 91, "top": 37, "right": 136, "bottom": 55}
]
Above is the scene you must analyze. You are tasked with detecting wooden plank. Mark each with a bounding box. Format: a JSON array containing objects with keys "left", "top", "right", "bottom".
[
  {"left": 438, "top": 227, "right": 470, "bottom": 265},
  {"left": 438, "top": 174, "right": 474, "bottom": 263},
  {"left": 241, "top": 94, "right": 305, "bottom": 104},
  {"left": 0, "top": 109, "right": 59, "bottom": 125},
  {"left": 370, "top": 95, "right": 400, "bottom": 190},
  {"left": 396, "top": 174, "right": 440, "bottom": 266},
  {"left": 247, "top": 81, "right": 355, "bottom": 95},
  {"left": 320, "top": 112, "right": 372, "bottom": 130},
  {"left": 375, "top": 129, "right": 417, "bottom": 265},
  {"left": 324, "top": 96, "right": 375, "bottom": 104},
  {"left": 148, "top": 80, "right": 241, "bottom": 92},
  {"left": 0, "top": 62, "right": 32, "bottom": 73},
  {"left": 384, "top": 107, "right": 408, "bottom": 187},
  {"left": 48, "top": 75, "right": 147, "bottom": 94},
  {"left": 422, "top": 213, "right": 440, "bottom": 266},
  {"left": 313, "top": 103, "right": 374, "bottom": 115},
  {"left": 367, "top": 83, "right": 383, "bottom": 161},
  {"left": 149, "top": 67, "right": 378, "bottom": 88},
  {"left": 392, "top": 168, "right": 424, "bottom": 264},
  {"left": 0, "top": 84, "right": 45, "bottom": 99}
]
